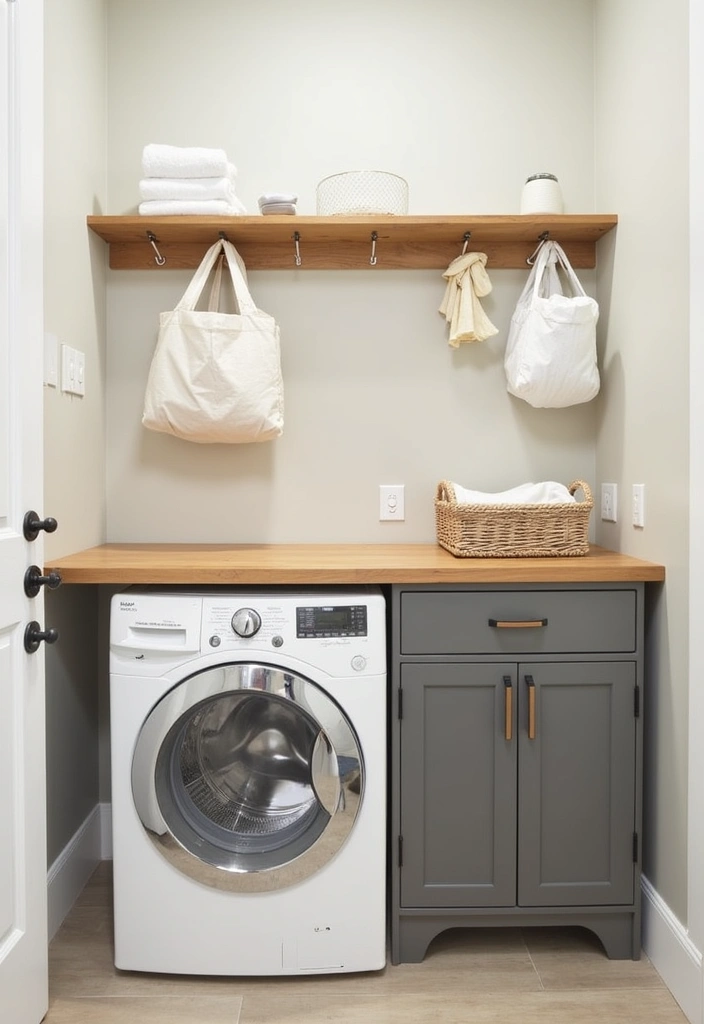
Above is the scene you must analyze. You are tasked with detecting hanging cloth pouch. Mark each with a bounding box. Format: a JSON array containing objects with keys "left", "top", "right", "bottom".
[
  {"left": 142, "top": 238, "right": 284, "bottom": 443},
  {"left": 504, "top": 240, "right": 600, "bottom": 408}
]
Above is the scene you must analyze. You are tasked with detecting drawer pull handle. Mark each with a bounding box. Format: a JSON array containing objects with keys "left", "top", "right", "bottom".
[
  {"left": 525, "top": 675, "right": 536, "bottom": 740},
  {"left": 488, "top": 618, "right": 548, "bottom": 629},
  {"left": 503, "top": 676, "right": 513, "bottom": 741}
]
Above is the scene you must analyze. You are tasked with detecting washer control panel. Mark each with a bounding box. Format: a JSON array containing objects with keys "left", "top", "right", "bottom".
[
  {"left": 296, "top": 604, "right": 367, "bottom": 639},
  {"left": 111, "top": 588, "right": 387, "bottom": 678}
]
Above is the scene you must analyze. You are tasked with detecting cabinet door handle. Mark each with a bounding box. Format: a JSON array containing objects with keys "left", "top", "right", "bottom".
[
  {"left": 488, "top": 618, "right": 548, "bottom": 629},
  {"left": 525, "top": 675, "right": 536, "bottom": 739},
  {"left": 503, "top": 676, "right": 513, "bottom": 741}
]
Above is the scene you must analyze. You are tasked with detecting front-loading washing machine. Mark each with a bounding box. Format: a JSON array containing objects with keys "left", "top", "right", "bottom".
[{"left": 109, "top": 586, "right": 387, "bottom": 975}]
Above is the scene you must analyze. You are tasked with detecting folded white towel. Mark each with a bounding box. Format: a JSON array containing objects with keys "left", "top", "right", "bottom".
[
  {"left": 258, "top": 192, "right": 298, "bottom": 206},
  {"left": 142, "top": 144, "right": 233, "bottom": 179},
  {"left": 259, "top": 203, "right": 297, "bottom": 215},
  {"left": 451, "top": 481, "right": 576, "bottom": 505},
  {"left": 138, "top": 198, "right": 248, "bottom": 216},
  {"left": 139, "top": 175, "right": 239, "bottom": 203}
]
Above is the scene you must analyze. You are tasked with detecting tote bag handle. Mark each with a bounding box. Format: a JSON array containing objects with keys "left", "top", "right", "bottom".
[
  {"left": 513, "top": 240, "right": 563, "bottom": 310},
  {"left": 175, "top": 238, "right": 258, "bottom": 316},
  {"left": 550, "top": 241, "right": 588, "bottom": 298},
  {"left": 529, "top": 241, "right": 570, "bottom": 302}
]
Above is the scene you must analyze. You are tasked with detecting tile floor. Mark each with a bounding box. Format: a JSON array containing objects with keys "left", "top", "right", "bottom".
[{"left": 45, "top": 863, "right": 690, "bottom": 1023}]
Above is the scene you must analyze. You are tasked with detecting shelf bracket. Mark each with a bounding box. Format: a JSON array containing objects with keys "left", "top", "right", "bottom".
[
  {"left": 369, "top": 231, "right": 378, "bottom": 267},
  {"left": 293, "top": 231, "right": 302, "bottom": 266}
]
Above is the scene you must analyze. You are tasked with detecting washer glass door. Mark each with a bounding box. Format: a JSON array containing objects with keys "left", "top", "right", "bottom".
[{"left": 132, "top": 663, "right": 363, "bottom": 893}]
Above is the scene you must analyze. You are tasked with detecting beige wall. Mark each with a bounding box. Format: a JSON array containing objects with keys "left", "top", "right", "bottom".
[
  {"left": 104, "top": 0, "right": 598, "bottom": 544},
  {"left": 594, "top": 0, "right": 690, "bottom": 921},
  {"left": 43, "top": 0, "right": 692, "bottom": 952},
  {"left": 43, "top": 0, "right": 108, "bottom": 863},
  {"left": 44, "top": 0, "right": 107, "bottom": 558}
]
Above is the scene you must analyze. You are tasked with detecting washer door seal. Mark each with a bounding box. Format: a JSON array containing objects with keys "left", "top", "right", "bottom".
[{"left": 131, "top": 662, "right": 364, "bottom": 893}]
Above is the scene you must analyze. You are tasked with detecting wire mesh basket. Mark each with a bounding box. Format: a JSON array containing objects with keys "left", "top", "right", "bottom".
[{"left": 316, "top": 170, "right": 409, "bottom": 216}]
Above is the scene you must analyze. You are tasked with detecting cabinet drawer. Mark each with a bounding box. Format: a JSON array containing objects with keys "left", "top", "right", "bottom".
[{"left": 400, "top": 590, "right": 636, "bottom": 655}]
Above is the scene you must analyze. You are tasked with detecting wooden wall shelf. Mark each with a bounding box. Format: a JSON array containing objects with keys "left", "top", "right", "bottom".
[{"left": 87, "top": 213, "right": 618, "bottom": 271}]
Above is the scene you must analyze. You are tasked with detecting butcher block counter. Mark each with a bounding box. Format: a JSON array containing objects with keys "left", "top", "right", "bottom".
[{"left": 45, "top": 544, "right": 665, "bottom": 585}]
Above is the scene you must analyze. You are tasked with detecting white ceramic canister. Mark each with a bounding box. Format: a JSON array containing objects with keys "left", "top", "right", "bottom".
[{"left": 520, "top": 173, "right": 563, "bottom": 214}]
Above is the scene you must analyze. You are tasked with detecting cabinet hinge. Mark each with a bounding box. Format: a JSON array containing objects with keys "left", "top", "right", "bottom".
[
  {"left": 398, "top": 686, "right": 403, "bottom": 719},
  {"left": 633, "top": 832, "right": 639, "bottom": 862},
  {"left": 634, "top": 685, "right": 640, "bottom": 718},
  {"left": 398, "top": 835, "right": 403, "bottom": 868}
]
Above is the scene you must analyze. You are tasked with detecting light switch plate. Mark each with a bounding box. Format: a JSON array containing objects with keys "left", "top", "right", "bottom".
[
  {"left": 60, "top": 344, "right": 85, "bottom": 396},
  {"left": 60, "top": 344, "right": 75, "bottom": 393},
  {"left": 44, "top": 332, "right": 58, "bottom": 387},
  {"left": 74, "top": 350, "right": 85, "bottom": 396}
]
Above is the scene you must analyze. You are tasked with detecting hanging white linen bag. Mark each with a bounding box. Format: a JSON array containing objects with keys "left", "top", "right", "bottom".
[
  {"left": 142, "top": 238, "right": 284, "bottom": 443},
  {"left": 504, "top": 240, "right": 599, "bottom": 408}
]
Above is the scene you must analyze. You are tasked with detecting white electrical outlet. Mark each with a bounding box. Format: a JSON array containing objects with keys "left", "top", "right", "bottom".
[
  {"left": 632, "top": 484, "right": 645, "bottom": 528},
  {"left": 601, "top": 483, "right": 618, "bottom": 522},
  {"left": 379, "top": 484, "right": 405, "bottom": 521}
]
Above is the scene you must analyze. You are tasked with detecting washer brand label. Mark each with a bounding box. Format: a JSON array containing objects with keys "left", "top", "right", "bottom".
[
  {"left": 120, "top": 601, "right": 135, "bottom": 609},
  {"left": 134, "top": 619, "right": 182, "bottom": 628}
]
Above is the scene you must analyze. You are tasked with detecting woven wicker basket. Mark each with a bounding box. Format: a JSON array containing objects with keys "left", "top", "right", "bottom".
[{"left": 435, "top": 480, "right": 593, "bottom": 558}]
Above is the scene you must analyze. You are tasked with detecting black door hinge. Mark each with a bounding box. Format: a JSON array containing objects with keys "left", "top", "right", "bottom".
[
  {"left": 633, "top": 832, "right": 639, "bottom": 862},
  {"left": 634, "top": 685, "right": 640, "bottom": 718},
  {"left": 398, "top": 686, "right": 403, "bottom": 719},
  {"left": 398, "top": 835, "right": 403, "bottom": 867}
]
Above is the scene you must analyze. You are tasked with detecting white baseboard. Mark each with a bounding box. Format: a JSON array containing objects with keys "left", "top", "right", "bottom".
[
  {"left": 47, "top": 804, "right": 103, "bottom": 941},
  {"left": 642, "top": 874, "right": 702, "bottom": 1024}
]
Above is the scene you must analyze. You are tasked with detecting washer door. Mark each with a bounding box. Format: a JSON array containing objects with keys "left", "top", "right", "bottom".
[{"left": 131, "top": 663, "right": 364, "bottom": 893}]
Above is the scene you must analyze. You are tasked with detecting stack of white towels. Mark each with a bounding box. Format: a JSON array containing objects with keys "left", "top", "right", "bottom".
[
  {"left": 451, "top": 481, "right": 577, "bottom": 505},
  {"left": 138, "top": 144, "right": 247, "bottom": 216}
]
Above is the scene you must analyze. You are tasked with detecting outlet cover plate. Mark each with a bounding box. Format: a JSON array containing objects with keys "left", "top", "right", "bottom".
[
  {"left": 601, "top": 483, "right": 617, "bottom": 522},
  {"left": 379, "top": 484, "right": 405, "bottom": 521}
]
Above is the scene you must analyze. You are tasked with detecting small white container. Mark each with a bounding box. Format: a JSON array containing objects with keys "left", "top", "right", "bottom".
[{"left": 520, "top": 173, "right": 563, "bottom": 215}]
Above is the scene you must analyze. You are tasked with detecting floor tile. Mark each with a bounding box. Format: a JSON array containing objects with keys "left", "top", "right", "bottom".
[
  {"left": 44, "top": 995, "right": 242, "bottom": 1023},
  {"left": 73, "top": 861, "right": 113, "bottom": 909},
  {"left": 237, "top": 988, "right": 687, "bottom": 1024},
  {"left": 523, "top": 926, "right": 666, "bottom": 991},
  {"left": 47, "top": 866, "right": 690, "bottom": 1024}
]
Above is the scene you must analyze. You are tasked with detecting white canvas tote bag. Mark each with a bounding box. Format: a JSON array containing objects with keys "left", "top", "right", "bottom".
[
  {"left": 143, "top": 238, "right": 284, "bottom": 443},
  {"left": 504, "top": 240, "right": 600, "bottom": 408}
]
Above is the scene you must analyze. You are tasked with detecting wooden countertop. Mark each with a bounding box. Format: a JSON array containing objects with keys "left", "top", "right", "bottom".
[{"left": 45, "top": 544, "right": 666, "bottom": 585}]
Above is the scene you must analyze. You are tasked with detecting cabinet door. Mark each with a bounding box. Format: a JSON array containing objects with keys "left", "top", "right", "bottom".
[
  {"left": 518, "top": 662, "right": 636, "bottom": 907},
  {"left": 399, "top": 663, "right": 517, "bottom": 907}
]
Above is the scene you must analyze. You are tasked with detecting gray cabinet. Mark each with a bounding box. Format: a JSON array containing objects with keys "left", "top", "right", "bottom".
[
  {"left": 391, "top": 584, "right": 644, "bottom": 964},
  {"left": 399, "top": 663, "right": 517, "bottom": 909}
]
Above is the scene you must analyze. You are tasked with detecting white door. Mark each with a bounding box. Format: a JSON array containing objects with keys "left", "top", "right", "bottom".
[{"left": 0, "top": 1, "right": 48, "bottom": 1022}]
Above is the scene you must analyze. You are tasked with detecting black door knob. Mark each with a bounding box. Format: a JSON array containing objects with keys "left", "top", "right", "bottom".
[
  {"left": 23, "top": 511, "right": 58, "bottom": 542},
  {"left": 24, "top": 565, "right": 62, "bottom": 598},
  {"left": 24, "top": 621, "right": 59, "bottom": 654}
]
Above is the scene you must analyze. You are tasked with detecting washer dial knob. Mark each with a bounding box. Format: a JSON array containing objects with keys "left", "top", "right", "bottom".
[{"left": 231, "top": 607, "right": 262, "bottom": 638}]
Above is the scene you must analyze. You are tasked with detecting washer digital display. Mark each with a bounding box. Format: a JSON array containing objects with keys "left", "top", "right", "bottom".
[{"left": 296, "top": 605, "right": 367, "bottom": 638}]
